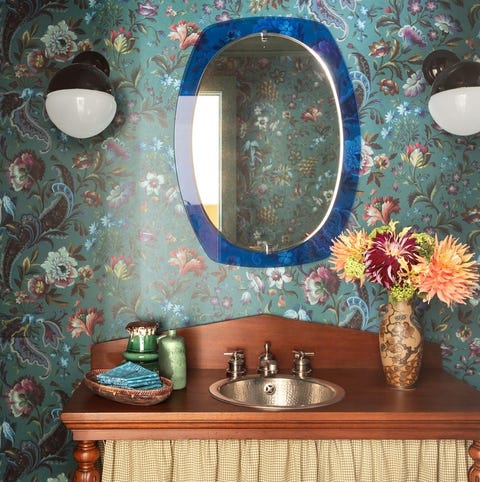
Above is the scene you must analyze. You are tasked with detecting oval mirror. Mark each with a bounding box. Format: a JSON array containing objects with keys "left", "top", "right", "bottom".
[{"left": 175, "top": 17, "right": 361, "bottom": 267}]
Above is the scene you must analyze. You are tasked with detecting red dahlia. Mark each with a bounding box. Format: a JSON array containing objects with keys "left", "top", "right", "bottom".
[{"left": 364, "top": 230, "right": 418, "bottom": 289}]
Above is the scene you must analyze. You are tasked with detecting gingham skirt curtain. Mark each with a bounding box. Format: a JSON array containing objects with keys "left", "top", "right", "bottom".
[{"left": 101, "top": 439, "right": 471, "bottom": 482}]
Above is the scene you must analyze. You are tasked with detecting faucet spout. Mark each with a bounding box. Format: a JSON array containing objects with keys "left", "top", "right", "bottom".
[{"left": 257, "top": 342, "right": 278, "bottom": 376}]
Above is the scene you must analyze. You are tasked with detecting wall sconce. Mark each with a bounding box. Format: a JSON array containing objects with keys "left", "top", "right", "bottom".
[
  {"left": 45, "top": 51, "right": 117, "bottom": 139},
  {"left": 422, "top": 50, "right": 480, "bottom": 136}
]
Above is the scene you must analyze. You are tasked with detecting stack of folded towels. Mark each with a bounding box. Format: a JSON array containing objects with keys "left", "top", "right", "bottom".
[{"left": 97, "top": 361, "right": 164, "bottom": 390}]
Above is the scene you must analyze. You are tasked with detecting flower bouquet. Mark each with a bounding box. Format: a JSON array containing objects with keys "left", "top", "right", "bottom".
[
  {"left": 330, "top": 221, "right": 479, "bottom": 388},
  {"left": 330, "top": 221, "right": 478, "bottom": 306}
]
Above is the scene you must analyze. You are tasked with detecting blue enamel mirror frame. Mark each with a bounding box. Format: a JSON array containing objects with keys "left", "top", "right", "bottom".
[{"left": 175, "top": 17, "right": 361, "bottom": 267}]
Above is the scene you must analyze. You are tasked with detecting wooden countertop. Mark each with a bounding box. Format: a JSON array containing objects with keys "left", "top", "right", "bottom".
[{"left": 62, "top": 364, "right": 480, "bottom": 441}]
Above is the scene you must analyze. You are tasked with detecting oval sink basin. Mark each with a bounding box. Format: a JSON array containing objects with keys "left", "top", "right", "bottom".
[{"left": 209, "top": 375, "right": 345, "bottom": 410}]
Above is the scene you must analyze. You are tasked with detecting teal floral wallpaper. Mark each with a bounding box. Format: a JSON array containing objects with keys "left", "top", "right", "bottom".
[{"left": 0, "top": 0, "right": 479, "bottom": 480}]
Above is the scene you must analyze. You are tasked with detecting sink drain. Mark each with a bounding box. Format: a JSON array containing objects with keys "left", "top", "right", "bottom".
[{"left": 264, "top": 383, "right": 276, "bottom": 395}]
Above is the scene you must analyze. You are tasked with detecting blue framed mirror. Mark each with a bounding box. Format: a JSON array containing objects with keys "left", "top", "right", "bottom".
[{"left": 175, "top": 17, "right": 361, "bottom": 267}]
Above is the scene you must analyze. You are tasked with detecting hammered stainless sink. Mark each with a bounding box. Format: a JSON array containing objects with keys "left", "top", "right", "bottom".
[{"left": 209, "top": 375, "right": 345, "bottom": 410}]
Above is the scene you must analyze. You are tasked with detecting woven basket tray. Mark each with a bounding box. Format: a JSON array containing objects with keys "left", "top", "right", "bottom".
[{"left": 84, "top": 369, "right": 173, "bottom": 406}]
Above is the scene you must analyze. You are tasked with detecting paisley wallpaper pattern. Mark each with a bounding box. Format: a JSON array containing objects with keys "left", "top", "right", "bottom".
[{"left": 0, "top": 0, "right": 479, "bottom": 480}]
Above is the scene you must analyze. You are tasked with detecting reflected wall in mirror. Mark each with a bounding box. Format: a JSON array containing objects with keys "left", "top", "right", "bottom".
[
  {"left": 175, "top": 17, "right": 361, "bottom": 267},
  {"left": 194, "top": 34, "right": 341, "bottom": 252}
]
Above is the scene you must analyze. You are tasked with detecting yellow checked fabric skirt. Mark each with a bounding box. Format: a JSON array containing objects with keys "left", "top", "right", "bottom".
[{"left": 101, "top": 439, "right": 471, "bottom": 482}]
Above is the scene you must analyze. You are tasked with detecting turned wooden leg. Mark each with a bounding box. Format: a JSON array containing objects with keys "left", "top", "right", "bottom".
[
  {"left": 73, "top": 440, "right": 101, "bottom": 482},
  {"left": 468, "top": 440, "right": 480, "bottom": 482}
]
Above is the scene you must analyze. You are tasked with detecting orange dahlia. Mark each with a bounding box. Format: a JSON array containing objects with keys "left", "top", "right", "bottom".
[
  {"left": 414, "top": 235, "right": 479, "bottom": 307},
  {"left": 330, "top": 229, "right": 370, "bottom": 285}
]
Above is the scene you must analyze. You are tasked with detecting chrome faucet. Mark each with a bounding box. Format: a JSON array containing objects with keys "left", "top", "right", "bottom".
[
  {"left": 223, "top": 344, "right": 314, "bottom": 379},
  {"left": 257, "top": 342, "right": 278, "bottom": 376},
  {"left": 224, "top": 350, "right": 246, "bottom": 378},
  {"left": 292, "top": 350, "right": 315, "bottom": 378}
]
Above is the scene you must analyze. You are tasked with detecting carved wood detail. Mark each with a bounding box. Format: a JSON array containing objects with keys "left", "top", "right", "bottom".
[{"left": 73, "top": 440, "right": 100, "bottom": 482}]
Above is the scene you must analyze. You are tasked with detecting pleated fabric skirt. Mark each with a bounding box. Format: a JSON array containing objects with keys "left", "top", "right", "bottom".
[{"left": 101, "top": 439, "right": 471, "bottom": 482}]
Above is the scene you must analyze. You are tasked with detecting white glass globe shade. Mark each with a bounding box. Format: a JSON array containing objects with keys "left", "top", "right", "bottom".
[
  {"left": 428, "top": 86, "right": 480, "bottom": 136},
  {"left": 45, "top": 89, "right": 117, "bottom": 139}
]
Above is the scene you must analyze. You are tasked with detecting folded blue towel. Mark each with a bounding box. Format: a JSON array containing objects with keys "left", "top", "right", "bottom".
[{"left": 97, "top": 361, "right": 163, "bottom": 390}]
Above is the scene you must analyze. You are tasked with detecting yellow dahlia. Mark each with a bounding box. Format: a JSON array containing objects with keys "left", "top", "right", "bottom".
[
  {"left": 330, "top": 229, "right": 370, "bottom": 285},
  {"left": 414, "top": 235, "right": 479, "bottom": 307}
]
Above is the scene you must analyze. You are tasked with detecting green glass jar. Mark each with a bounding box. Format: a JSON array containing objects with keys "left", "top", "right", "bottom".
[
  {"left": 123, "top": 321, "right": 159, "bottom": 372},
  {"left": 157, "top": 330, "right": 186, "bottom": 390},
  {"left": 125, "top": 321, "right": 158, "bottom": 353}
]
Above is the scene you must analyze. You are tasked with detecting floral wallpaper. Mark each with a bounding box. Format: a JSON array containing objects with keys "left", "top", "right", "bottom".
[{"left": 0, "top": 0, "right": 479, "bottom": 480}]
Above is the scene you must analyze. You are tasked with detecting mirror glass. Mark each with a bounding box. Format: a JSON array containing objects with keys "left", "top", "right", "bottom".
[
  {"left": 175, "top": 17, "right": 360, "bottom": 267},
  {"left": 193, "top": 33, "right": 341, "bottom": 253}
]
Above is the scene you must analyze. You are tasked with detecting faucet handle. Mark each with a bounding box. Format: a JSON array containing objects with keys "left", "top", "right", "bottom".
[
  {"left": 224, "top": 350, "right": 246, "bottom": 378},
  {"left": 292, "top": 350, "right": 315, "bottom": 377},
  {"left": 293, "top": 349, "right": 315, "bottom": 359},
  {"left": 224, "top": 350, "right": 245, "bottom": 358}
]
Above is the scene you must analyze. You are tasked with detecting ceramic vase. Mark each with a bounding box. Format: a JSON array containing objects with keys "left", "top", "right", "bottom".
[
  {"left": 158, "top": 330, "right": 187, "bottom": 390},
  {"left": 123, "top": 321, "right": 159, "bottom": 372},
  {"left": 379, "top": 295, "right": 423, "bottom": 389}
]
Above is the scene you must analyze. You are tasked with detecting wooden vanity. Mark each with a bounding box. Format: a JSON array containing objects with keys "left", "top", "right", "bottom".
[{"left": 61, "top": 314, "right": 480, "bottom": 481}]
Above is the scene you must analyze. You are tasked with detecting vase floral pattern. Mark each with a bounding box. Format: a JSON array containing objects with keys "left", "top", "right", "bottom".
[{"left": 379, "top": 296, "right": 423, "bottom": 389}]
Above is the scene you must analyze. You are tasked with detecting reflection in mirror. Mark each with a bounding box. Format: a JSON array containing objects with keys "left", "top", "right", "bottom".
[
  {"left": 194, "top": 34, "right": 341, "bottom": 253},
  {"left": 175, "top": 17, "right": 361, "bottom": 267},
  {"left": 192, "top": 94, "right": 221, "bottom": 226}
]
